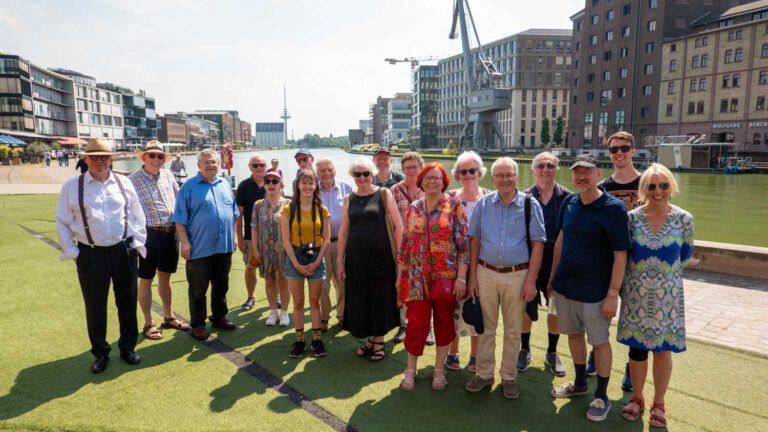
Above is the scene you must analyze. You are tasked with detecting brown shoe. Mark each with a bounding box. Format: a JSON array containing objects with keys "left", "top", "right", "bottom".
[
  {"left": 502, "top": 379, "right": 520, "bottom": 399},
  {"left": 211, "top": 318, "right": 236, "bottom": 330},
  {"left": 465, "top": 375, "right": 494, "bottom": 393},
  {"left": 191, "top": 326, "right": 210, "bottom": 341}
]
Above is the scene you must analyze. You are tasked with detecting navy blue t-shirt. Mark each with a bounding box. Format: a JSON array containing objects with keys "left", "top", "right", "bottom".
[{"left": 553, "top": 192, "right": 631, "bottom": 303}]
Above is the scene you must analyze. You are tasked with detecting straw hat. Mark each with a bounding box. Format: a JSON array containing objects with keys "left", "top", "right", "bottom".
[
  {"left": 79, "top": 138, "right": 116, "bottom": 156},
  {"left": 137, "top": 140, "right": 172, "bottom": 160}
]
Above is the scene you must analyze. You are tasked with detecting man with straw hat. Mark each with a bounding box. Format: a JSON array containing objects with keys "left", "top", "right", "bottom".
[
  {"left": 129, "top": 141, "right": 189, "bottom": 342},
  {"left": 56, "top": 138, "right": 147, "bottom": 374}
]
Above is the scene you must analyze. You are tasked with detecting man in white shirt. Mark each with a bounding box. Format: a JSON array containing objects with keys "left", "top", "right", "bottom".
[{"left": 56, "top": 138, "right": 147, "bottom": 374}]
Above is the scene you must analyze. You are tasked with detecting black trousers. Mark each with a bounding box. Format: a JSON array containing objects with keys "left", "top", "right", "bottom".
[
  {"left": 186, "top": 252, "right": 232, "bottom": 328},
  {"left": 76, "top": 240, "right": 138, "bottom": 357}
]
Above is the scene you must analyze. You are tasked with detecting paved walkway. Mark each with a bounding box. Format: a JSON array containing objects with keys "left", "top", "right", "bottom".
[{"left": 1, "top": 164, "right": 767, "bottom": 356}]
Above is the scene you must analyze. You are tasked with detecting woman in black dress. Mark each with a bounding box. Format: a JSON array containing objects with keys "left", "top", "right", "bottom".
[{"left": 336, "top": 158, "right": 403, "bottom": 361}]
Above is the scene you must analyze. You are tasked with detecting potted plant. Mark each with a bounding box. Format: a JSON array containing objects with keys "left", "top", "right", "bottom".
[
  {"left": 11, "top": 148, "right": 24, "bottom": 165},
  {"left": 0, "top": 145, "right": 10, "bottom": 166}
]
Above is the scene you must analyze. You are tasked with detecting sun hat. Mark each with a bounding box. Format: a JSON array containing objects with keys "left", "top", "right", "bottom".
[
  {"left": 137, "top": 140, "right": 172, "bottom": 160},
  {"left": 79, "top": 138, "right": 116, "bottom": 156}
]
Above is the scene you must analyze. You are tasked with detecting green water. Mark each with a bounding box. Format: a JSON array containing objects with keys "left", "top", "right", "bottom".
[{"left": 114, "top": 148, "right": 768, "bottom": 247}]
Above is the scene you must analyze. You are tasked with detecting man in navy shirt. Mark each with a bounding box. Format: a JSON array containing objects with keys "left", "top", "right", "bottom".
[
  {"left": 548, "top": 154, "right": 631, "bottom": 422},
  {"left": 173, "top": 149, "right": 240, "bottom": 341}
]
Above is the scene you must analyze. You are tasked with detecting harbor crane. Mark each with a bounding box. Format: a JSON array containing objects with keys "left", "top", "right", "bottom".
[
  {"left": 384, "top": 56, "right": 445, "bottom": 69},
  {"left": 449, "top": 0, "right": 511, "bottom": 151}
]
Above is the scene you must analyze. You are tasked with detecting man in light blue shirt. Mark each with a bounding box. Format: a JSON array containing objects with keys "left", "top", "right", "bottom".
[
  {"left": 465, "top": 157, "right": 546, "bottom": 400},
  {"left": 173, "top": 149, "right": 239, "bottom": 341},
  {"left": 316, "top": 157, "right": 353, "bottom": 329}
]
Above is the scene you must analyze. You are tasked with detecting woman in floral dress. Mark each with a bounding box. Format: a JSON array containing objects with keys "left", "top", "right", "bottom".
[{"left": 617, "top": 163, "right": 694, "bottom": 428}]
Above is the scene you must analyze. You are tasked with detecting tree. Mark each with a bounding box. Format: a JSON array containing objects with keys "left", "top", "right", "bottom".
[
  {"left": 540, "top": 118, "right": 551, "bottom": 146},
  {"left": 553, "top": 116, "right": 565, "bottom": 146},
  {"left": 26, "top": 141, "right": 51, "bottom": 156}
]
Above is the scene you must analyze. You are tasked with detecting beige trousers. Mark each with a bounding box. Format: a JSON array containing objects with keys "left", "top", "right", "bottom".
[{"left": 321, "top": 242, "right": 345, "bottom": 323}]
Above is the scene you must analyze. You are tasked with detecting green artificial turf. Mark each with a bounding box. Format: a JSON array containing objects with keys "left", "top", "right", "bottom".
[{"left": 1, "top": 194, "right": 766, "bottom": 432}]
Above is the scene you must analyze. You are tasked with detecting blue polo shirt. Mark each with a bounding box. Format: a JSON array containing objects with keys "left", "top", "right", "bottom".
[
  {"left": 319, "top": 179, "right": 353, "bottom": 239},
  {"left": 553, "top": 192, "right": 631, "bottom": 303},
  {"left": 172, "top": 173, "right": 240, "bottom": 260},
  {"left": 468, "top": 190, "right": 546, "bottom": 266}
]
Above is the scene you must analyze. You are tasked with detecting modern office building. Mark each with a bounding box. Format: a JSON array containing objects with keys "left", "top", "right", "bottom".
[
  {"left": 657, "top": 0, "right": 768, "bottom": 156},
  {"left": 412, "top": 65, "right": 439, "bottom": 149},
  {"left": 384, "top": 93, "right": 412, "bottom": 146},
  {"left": 368, "top": 96, "right": 392, "bottom": 144},
  {"left": 51, "top": 68, "right": 125, "bottom": 148},
  {"left": 188, "top": 110, "right": 250, "bottom": 147},
  {"left": 158, "top": 115, "right": 187, "bottom": 144},
  {"left": 348, "top": 128, "right": 365, "bottom": 145},
  {"left": 437, "top": 28, "right": 573, "bottom": 150},
  {"left": 119, "top": 88, "right": 158, "bottom": 147},
  {"left": 0, "top": 54, "right": 34, "bottom": 134},
  {"left": 568, "top": 0, "right": 753, "bottom": 149},
  {"left": 254, "top": 122, "right": 285, "bottom": 147}
]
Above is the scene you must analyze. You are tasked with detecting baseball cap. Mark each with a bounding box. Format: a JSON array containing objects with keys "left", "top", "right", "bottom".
[
  {"left": 373, "top": 147, "right": 391, "bottom": 156},
  {"left": 294, "top": 148, "right": 313, "bottom": 158},
  {"left": 570, "top": 154, "right": 600, "bottom": 170}
]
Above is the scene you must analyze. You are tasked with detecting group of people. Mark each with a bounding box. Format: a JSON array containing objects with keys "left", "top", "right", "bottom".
[
  {"left": 56, "top": 132, "right": 693, "bottom": 427},
  {"left": 42, "top": 149, "right": 74, "bottom": 167}
]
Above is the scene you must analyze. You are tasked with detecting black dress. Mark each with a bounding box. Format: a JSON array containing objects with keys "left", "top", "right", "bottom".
[{"left": 342, "top": 191, "right": 399, "bottom": 338}]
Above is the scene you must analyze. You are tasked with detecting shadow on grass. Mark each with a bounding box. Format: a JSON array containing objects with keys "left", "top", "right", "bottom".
[{"left": 0, "top": 331, "right": 195, "bottom": 421}]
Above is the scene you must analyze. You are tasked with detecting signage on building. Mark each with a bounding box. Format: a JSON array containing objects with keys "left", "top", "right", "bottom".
[
  {"left": 748, "top": 121, "right": 768, "bottom": 128},
  {"left": 712, "top": 122, "right": 741, "bottom": 129}
]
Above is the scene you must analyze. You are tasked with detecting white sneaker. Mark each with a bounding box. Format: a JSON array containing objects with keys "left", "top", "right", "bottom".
[
  {"left": 265, "top": 311, "right": 278, "bottom": 326},
  {"left": 278, "top": 313, "right": 290, "bottom": 327}
]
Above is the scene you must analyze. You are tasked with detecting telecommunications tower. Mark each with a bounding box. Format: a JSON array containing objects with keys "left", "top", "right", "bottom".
[{"left": 280, "top": 84, "right": 290, "bottom": 146}]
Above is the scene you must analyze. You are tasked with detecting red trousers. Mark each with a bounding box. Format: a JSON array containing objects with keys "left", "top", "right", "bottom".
[{"left": 404, "top": 299, "right": 457, "bottom": 356}]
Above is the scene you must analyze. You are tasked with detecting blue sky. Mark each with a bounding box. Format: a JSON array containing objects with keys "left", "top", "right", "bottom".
[{"left": 2, "top": 0, "right": 575, "bottom": 137}]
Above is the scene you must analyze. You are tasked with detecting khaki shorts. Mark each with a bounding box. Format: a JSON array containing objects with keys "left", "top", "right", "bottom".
[{"left": 553, "top": 292, "right": 610, "bottom": 346}]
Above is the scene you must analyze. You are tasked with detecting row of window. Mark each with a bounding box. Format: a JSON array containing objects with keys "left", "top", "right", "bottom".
[
  {"left": 665, "top": 97, "right": 768, "bottom": 116},
  {"left": 578, "top": 0, "right": 658, "bottom": 31},
  {"left": 520, "top": 104, "right": 568, "bottom": 118}
]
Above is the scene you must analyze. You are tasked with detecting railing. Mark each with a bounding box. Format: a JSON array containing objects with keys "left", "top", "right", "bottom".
[{"left": 644, "top": 134, "right": 705, "bottom": 146}]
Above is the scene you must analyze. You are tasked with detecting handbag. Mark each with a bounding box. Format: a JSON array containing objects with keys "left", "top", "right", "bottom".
[{"left": 379, "top": 188, "right": 398, "bottom": 262}]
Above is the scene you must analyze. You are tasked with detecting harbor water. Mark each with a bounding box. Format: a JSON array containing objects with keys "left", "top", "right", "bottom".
[{"left": 114, "top": 148, "right": 768, "bottom": 247}]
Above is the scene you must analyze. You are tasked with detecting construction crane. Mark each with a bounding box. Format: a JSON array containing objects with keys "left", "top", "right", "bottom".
[
  {"left": 449, "top": 0, "right": 511, "bottom": 152},
  {"left": 384, "top": 56, "right": 445, "bottom": 69}
]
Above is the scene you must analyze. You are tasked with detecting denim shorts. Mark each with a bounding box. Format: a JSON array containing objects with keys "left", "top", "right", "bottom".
[{"left": 285, "top": 248, "right": 326, "bottom": 281}]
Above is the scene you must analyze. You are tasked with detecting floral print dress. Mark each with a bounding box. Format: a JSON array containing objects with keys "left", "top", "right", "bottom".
[{"left": 251, "top": 196, "right": 290, "bottom": 279}]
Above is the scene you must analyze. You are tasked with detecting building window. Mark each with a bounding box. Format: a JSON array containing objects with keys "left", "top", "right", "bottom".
[
  {"left": 732, "top": 73, "right": 741, "bottom": 87},
  {"left": 603, "top": 70, "right": 611, "bottom": 81},
  {"left": 615, "top": 110, "right": 625, "bottom": 129},
  {"left": 692, "top": 55, "right": 700, "bottom": 68},
  {"left": 687, "top": 102, "right": 695, "bottom": 114},
  {"left": 522, "top": 90, "right": 527, "bottom": 102},
  {"left": 584, "top": 113, "right": 593, "bottom": 144},
  {"left": 587, "top": 92, "right": 595, "bottom": 102},
  {"left": 671, "top": 43, "right": 677, "bottom": 52},
  {"left": 724, "top": 49, "right": 733, "bottom": 63},
  {"left": 601, "top": 90, "right": 613, "bottom": 105},
  {"left": 735, "top": 48, "right": 744, "bottom": 62},
  {"left": 730, "top": 98, "right": 738, "bottom": 112},
  {"left": 607, "top": 10, "right": 615, "bottom": 21},
  {"left": 643, "top": 85, "right": 652, "bottom": 95},
  {"left": 592, "top": 14, "right": 599, "bottom": 25},
  {"left": 760, "top": 71, "right": 768, "bottom": 84},
  {"left": 649, "top": 0, "right": 658, "bottom": 8},
  {"left": 590, "top": 55, "right": 597, "bottom": 64},
  {"left": 573, "top": 95, "right": 578, "bottom": 104},
  {"left": 690, "top": 79, "right": 698, "bottom": 92},
  {"left": 591, "top": 35, "right": 598, "bottom": 45},
  {"left": 575, "top": 21, "right": 582, "bottom": 32},
  {"left": 622, "top": 26, "right": 631, "bottom": 37},
  {"left": 640, "top": 107, "right": 650, "bottom": 118},
  {"left": 604, "top": 51, "right": 612, "bottom": 61},
  {"left": 667, "top": 104, "right": 674, "bottom": 116},
  {"left": 624, "top": 4, "right": 632, "bottom": 15},
  {"left": 620, "top": 47, "right": 629, "bottom": 58},
  {"left": 645, "top": 42, "right": 654, "bottom": 53},
  {"left": 648, "top": 20, "right": 656, "bottom": 31},
  {"left": 588, "top": 73, "right": 595, "bottom": 83},
  {"left": 618, "top": 88, "right": 627, "bottom": 98},
  {"left": 668, "top": 82, "right": 675, "bottom": 94},
  {"left": 701, "top": 54, "right": 709, "bottom": 67},
  {"left": 605, "top": 31, "right": 614, "bottom": 41},
  {"left": 699, "top": 78, "right": 707, "bottom": 90},
  {"left": 722, "top": 74, "right": 731, "bottom": 88},
  {"left": 669, "top": 59, "right": 677, "bottom": 72},
  {"left": 551, "top": 106, "right": 557, "bottom": 117},
  {"left": 619, "top": 67, "right": 628, "bottom": 78},
  {"left": 720, "top": 99, "right": 729, "bottom": 112},
  {"left": 644, "top": 64, "right": 653, "bottom": 75},
  {"left": 757, "top": 96, "right": 766, "bottom": 111},
  {"left": 697, "top": 101, "right": 704, "bottom": 114}
]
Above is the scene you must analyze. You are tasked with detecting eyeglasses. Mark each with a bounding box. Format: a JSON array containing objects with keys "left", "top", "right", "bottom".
[
  {"left": 492, "top": 173, "right": 518, "bottom": 180},
  {"left": 608, "top": 145, "right": 632, "bottom": 154},
  {"left": 147, "top": 153, "right": 165, "bottom": 160},
  {"left": 535, "top": 163, "right": 556, "bottom": 170},
  {"left": 87, "top": 155, "right": 110, "bottom": 161},
  {"left": 423, "top": 176, "right": 443, "bottom": 183},
  {"left": 459, "top": 168, "right": 478, "bottom": 175},
  {"left": 352, "top": 171, "right": 371, "bottom": 178},
  {"left": 296, "top": 157, "right": 310, "bottom": 163},
  {"left": 647, "top": 182, "right": 670, "bottom": 192},
  {"left": 264, "top": 178, "right": 280, "bottom": 185},
  {"left": 250, "top": 163, "right": 266, "bottom": 168}
]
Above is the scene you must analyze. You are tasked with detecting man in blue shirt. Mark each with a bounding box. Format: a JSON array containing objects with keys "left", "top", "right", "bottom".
[
  {"left": 372, "top": 148, "right": 404, "bottom": 188},
  {"left": 548, "top": 154, "right": 631, "bottom": 422},
  {"left": 316, "top": 157, "right": 353, "bottom": 329},
  {"left": 173, "top": 149, "right": 240, "bottom": 341},
  {"left": 464, "top": 157, "right": 546, "bottom": 400}
]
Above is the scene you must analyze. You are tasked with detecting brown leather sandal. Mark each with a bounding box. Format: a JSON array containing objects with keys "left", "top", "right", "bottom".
[
  {"left": 162, "top": 317, "right": 191, "bottom": 331},
  {"left": 649, "top": 402, "right": 667, "bottom": 428},
  {"left": 622, "top": 396, "right": 645, "bottom": 422},
  {"left": 143, "top": 324, "right": 163, "bottom": 340}
]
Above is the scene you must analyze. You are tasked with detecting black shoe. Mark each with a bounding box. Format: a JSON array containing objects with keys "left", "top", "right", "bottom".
[
  {"left": 191, "top": 326, "right": 210, "bottom": 340},
  {"left": 211, "top": 318, "right": 236, "bottom": 330},
  {"left": 393, "top": 326, "right": 406, "bottom": 344},
  {"left": 289, "top": 341, "right": 306, "bottom": 358},
  {"left": 311, "top": 339, "right": 327, "bottom": 357},
  {"left": 91, "top": 355, "right": 109, "bottom": 374},
  {"left": 119, "top": 351, "right": 141, "bottom": 365}
]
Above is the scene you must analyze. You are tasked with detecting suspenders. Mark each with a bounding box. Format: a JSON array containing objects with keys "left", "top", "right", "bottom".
[{"left": 78, "top": 173, "right": 129, "bottom": 247}]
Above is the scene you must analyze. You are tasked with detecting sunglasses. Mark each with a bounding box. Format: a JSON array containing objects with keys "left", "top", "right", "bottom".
[
  {"left": 535, "top": 163, "right": 557, "bottom": 170},
  {"left": 609, "top": 145, "right": 632, "bottom": 154},
  {"left": 296, "top": 157, "right": 310, "bottom": 163},
  {"left": 147, "top": 153, "right": 165, "bottom": 160},
  {"left": 250, "top": 163, "right": 266, "bottom": 168},
  {"left": 459, "top": 168, "right": 478, "bottom": 175},
  {"left": 647, "top": 182, "right": 670, "bottom": 192},
  {"left": 264, "top": 178, "right": 280, "bottom": 185},
  {"left": 88, "top": 155, "right": 110, "bottom": 161},
  {"left": 352, "top": 171, "right": 371, "bottom": 178}
]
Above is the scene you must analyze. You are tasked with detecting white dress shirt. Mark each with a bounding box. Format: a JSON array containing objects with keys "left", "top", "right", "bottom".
[{"left": 56, "top": 171, "right": 147, "bottom": 261}]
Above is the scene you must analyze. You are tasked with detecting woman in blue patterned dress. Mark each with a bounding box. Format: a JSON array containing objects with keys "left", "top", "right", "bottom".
[{"left": 617, "top": 163, "right": 694, "bottom": 429}]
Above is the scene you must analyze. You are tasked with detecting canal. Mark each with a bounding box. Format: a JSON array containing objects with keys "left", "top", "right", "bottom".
[{"left": 114, "top": 148, "right": 768, "bottom": 247}]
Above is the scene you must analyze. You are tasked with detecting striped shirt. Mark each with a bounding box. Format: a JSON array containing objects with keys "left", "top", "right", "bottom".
[
  {"left": 129, "top": 167, "right": 178, "bottom": 228},
  {"left": 391, "top": 180, "right": 424, "bottom": 223}
]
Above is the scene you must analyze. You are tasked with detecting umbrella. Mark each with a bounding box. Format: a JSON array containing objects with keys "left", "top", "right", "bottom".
[{"left": 0, "top": 135, "right": 25, "bottom": 147}]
